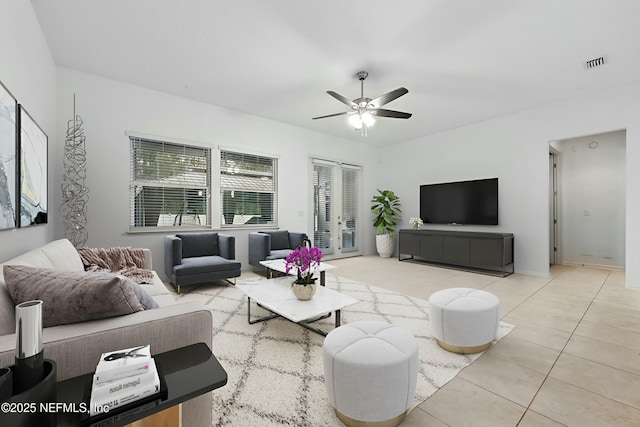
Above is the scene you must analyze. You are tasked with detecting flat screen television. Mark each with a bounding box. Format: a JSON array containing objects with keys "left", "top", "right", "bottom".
[{"left": 420, "top": 178, "right": 498, "bottom": 225}]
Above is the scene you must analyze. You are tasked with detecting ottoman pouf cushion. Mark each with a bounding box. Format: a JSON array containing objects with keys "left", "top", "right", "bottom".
[
  {"left": 429, "top": 287, "right": 500, "bottom": 354},
  {"left": 323, "top": 320, "right": 418, "bottom": 427}
]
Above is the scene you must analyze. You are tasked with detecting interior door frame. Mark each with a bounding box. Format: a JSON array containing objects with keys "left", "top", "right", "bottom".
[
  {"left": 308, "top": 157, "right": 362, "bottom": 260},
  {"left": 549, "top": 148, "right": 559, "bottom": 265}
]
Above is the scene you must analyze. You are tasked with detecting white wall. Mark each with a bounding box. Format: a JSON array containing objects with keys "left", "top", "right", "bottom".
[
  {"left": 5, "top": 1, "right": 640, "bottom": 288},
  {"left": 381, "top": 81, "right": 640, "bottom": 287},
  {"left": 554, "top": 131, "right": 625, "bottom": 268},
  {"left": 55, "top": 68, "right": 380, "bottom": 278},
  {"left": 0, "top": 0, "right": 56, "bottom": 261}
]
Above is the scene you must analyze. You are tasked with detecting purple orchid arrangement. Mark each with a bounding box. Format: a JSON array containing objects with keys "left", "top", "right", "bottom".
[{"left": 285, "top": 245, "right": 323, "bottom": 285}]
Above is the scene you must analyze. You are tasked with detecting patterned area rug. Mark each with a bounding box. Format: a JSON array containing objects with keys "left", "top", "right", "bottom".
[{"left": 175, "top": 275, "right": 514, "bottom": 427}]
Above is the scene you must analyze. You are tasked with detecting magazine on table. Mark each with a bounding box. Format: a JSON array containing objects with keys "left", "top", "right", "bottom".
[
  {"left": 91, "top": 358, "right": 160, "bottom": 403},
  {"left": 94, "top": 345, "right": 151, "bottom": 385},
  {"left": 89, "top": 359, "right": 160, "bottom": 416}
]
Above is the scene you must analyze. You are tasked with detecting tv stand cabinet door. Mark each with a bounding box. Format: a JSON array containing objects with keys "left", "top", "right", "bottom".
[
  {"left": 442, "top": 236, "right": 470, "bottom": 265},
  {"left": 469, "top": 237, "right": 503, "bottom": 268},
  {"left": 420, "top": 234, "right": 444, "bottom": 261},
  {"left": 399, "top": 232, "right": 420, "bottom": 256}
]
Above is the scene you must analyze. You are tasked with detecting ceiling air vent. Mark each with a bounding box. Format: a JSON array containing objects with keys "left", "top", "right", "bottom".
[{"left": 584, "top": 56, "right": 607, "bottom": 70}]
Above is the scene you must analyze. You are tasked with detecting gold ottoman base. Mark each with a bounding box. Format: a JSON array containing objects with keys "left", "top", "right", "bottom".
[
  {"left": 437, "top": 339, "right": 492, "bottom": 354},
  {"left": 335, "top": 409, "right": 407, "bottom": 427}
]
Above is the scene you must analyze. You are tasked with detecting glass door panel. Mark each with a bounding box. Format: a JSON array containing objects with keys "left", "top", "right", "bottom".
[
  {"left": 341, "top": 166, "right": 360, "bottom": 253},
  {"left": 313, "top": 162, "right": 334, "bottom": 254},
  {"left": 312, "top": 159, "right": 361, "bottom": 258}
]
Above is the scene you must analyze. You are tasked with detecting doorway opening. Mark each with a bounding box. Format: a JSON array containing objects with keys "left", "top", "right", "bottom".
[
  {"left": 549, "top": 130, "right": 626, "bottom": 269},
  {"left": 311, "top": 159, "right": 362, "bottom": 260}
]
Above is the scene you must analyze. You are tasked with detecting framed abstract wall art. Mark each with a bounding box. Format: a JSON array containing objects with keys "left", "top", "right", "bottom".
[
  {"left": 18, "top": 105, "right": 48, "bottom": 227},
  {"left": 0, "top": 81, "right": 17, "bottom": 231}
]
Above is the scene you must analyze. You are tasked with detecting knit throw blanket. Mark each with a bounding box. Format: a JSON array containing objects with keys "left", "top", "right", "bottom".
[{"left": 77, "top": 247, "right": 154, "bottom": 284}]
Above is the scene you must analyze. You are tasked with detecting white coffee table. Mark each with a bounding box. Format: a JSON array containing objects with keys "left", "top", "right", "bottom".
[
  {"left": 259, "top": 259, "right": 336, "bottom": 287},
  {"left": 236, "top": 276, "right": 359, "bottom": 336}
]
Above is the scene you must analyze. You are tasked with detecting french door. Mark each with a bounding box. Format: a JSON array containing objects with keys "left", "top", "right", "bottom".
[{"left": 312, "top": 159, "right": 362, "bottom": 259}]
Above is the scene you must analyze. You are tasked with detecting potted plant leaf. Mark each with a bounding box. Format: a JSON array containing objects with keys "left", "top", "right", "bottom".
[{"left": 370, "top": 189, "right": 401, "bottom": 257}]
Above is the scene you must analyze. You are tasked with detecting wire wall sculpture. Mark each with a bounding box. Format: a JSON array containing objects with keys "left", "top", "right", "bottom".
[{"left": 61, "top": 95, "right": 89, "bottom": 246}]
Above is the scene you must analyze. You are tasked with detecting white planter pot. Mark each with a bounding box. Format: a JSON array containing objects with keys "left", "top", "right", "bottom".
[{"left": 376, "top": 234, "right": 395, "bottom": 258}]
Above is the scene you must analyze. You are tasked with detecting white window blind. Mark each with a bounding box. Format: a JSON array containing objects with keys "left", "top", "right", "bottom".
[
  {"left": 220, "top": 150, "right": 277, "bottom": 227},
  {"left": 341, "top": 165, "right": 361, "bottom": 252},
  {"left": 313, "top": 161, "right": 334, "bottom": 252},
  {"left": 129, "top": 136, "right": 211, "bottom": 230}
]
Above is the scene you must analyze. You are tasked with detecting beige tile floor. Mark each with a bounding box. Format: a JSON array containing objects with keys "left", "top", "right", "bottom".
[{"left": 314, "top": 255, "right": 640, "bottom": 427}]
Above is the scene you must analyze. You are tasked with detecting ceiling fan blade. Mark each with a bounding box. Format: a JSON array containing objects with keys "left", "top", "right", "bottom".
[
  {"left": 371, "top": 108, "right": 412, "bottom": 119},
  {"left": 327, "top": 91, "right": 357, "bottom": 107},
  {"left": 369, "top": 87, "right": 409, "bottom": 108},
  {"left": 312, "top": 111, "right": 349, "bottom": 120}
]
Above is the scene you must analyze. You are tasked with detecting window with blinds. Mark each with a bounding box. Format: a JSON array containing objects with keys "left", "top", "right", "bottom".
[
  {"left": 129, "top": 136, "right": 211, "bottom": 230},
  {"left": 220, "top": 150, "right": 277, "bottom": 227}
]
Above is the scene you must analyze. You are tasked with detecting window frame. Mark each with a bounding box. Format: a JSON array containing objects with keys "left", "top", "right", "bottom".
[
  {"left": 128, "top": 133, "right": 213, "bottom": 232},
  {"left": 219, "top": 148, "right": 278, "bottom": 229}
]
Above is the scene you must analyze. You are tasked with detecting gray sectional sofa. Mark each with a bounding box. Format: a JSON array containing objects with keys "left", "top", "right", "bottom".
[{"left": 0, "top": 238, "right": 213, "bottom": 426}]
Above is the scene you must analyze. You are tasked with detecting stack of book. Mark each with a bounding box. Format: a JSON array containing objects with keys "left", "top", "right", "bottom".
[{"left": 89, "top": 345, "right": 160, "bottom": 416}]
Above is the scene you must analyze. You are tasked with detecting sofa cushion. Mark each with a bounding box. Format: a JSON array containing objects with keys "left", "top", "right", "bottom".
[
  {"left": 266, "top": 249, "right": 293, "bottom": 261},
  {"left": 3, "top": 265, "right": 144, "bottom": 327},
  {"left": 263, "top": 231, "right": 290, "bottom": 250},
  {"left": 122, "top": 277, "right": 159, "bottom": 310},
  {"left": 176, "top": 233, "right": 219, "bottom": 258},
  {"left": 0, "top": 285, "right": 14, "bottom": 335},
  {"left": 88, "top": 272, "right": 159, "bottom": 310},
  {"left": 152, "top": 293, "right": 177, "bottom": 307},
  {"left": 40, "top": 238, "right": 85, "bottom": 271},
  {"left": 173, "top": 256, "right": 241, "bottom": 277}
]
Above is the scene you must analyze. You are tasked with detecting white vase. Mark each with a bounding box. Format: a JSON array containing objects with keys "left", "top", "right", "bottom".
[
  {"left": 376, "top": 234, "right": 395, "bottom": 258},
  {"left": 292, "top": 282, "right": 317, "bottom": 300}
]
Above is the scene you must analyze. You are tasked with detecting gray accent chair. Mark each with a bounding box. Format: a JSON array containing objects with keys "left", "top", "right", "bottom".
[
  {"left": 248, "top": 230, "right": 309, "bottom": 269},
  {"left": 165, "top": 232, "right": 241, "bottom": 293}
]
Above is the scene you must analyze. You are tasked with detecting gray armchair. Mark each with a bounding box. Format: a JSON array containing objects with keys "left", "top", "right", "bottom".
[
  {"left": 165, "top": 232, "right": 241, "bottom": 293},
  {"left": 248, "top": 230, "right": 309, "bottom": 269}
]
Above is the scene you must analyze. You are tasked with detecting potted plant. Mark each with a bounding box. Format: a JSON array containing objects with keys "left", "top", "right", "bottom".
[
  {"left": 285, "top": 244, "right": 323, "bottom": 300},
  {"left": 370, "top": 189, "right": 402, "bottom": 257}
]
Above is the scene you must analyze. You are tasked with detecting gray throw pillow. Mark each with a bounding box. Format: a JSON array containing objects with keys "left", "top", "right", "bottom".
[
  {"left": 88, "top": 272, "right": 159, "bottom": 310},
  {"left": 3, "top": 265, "right": 144, "bottom": 327},
  {"left": 119, "top": 276, "right": 159, "bottom": 310}
]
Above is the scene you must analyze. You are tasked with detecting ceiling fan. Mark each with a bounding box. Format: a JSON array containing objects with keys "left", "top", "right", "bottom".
[{"left": 312, "top": 71, "right": 412, "bottom": 136}]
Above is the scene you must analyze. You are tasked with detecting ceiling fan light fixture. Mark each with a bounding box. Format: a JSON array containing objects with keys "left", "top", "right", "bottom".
[
  {"left": 349, "top": 114, "right": 363, "bottom": 129},
  {"left": 312, "top": 70, "right": 410, "bottom": 137},
  {"left": 361, "top": 112, "right": 375, "bottom": 127},
  {"left": 348, "top": 112, "right": 375, "bottom": 130}
]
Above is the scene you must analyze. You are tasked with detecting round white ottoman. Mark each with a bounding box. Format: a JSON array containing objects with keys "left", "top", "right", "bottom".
[
  {"left": 429, "top": 287, "right": 500, "bottom": 354},
  {"left": 323, "top": 321, "right": 418, "bottom": 427}
]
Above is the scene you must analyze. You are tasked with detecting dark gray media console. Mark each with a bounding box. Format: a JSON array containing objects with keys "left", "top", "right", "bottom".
[{"left": 399, "top": 229, "right": 514, "bottom": 276}]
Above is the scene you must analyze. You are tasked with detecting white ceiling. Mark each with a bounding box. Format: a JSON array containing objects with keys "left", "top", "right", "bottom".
[{"left": 31, "top": 0, "right": 640, "bottom": 147}]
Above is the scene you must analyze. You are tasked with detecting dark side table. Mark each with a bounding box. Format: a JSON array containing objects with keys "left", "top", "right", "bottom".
[{"left": 56, "top": 342, "right": 227, "bottom": 427}]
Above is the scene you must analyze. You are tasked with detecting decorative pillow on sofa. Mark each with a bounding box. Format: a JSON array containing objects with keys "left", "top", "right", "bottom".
[
  {"left": 87, "top": 272, "right": 159, "bottom": 310},
  {"left": 3, "top": 265, "right": 146, "bottom": 327},
  {"left": 117, "top": 276, "right": 159, "bottom": 310}
]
